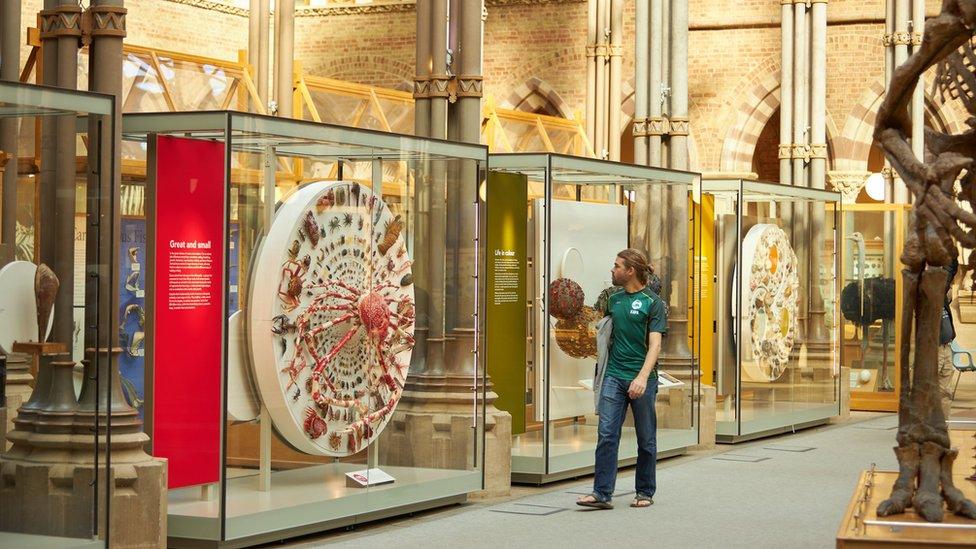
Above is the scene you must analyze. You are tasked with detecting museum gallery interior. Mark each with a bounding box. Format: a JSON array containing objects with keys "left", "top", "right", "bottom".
[{"left": 0, "top": 0, "right": 975, "bottom": 547}]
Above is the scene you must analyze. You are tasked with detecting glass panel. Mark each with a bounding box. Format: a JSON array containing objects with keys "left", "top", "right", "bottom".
[
  {"left": 493, "top": 154, "right": 700, "bottom": 479},
  {"left": 0, "top": 82, "right": 118, "bottom": 547},
  {"left": 122, "top": 112, "right": 485, "bottom": 543},
  {"left": 706, "top": 180, "right": 841, "bottom": 440},
  {"left": 842, "top": 206, "right": 901, "bottom": 410}
]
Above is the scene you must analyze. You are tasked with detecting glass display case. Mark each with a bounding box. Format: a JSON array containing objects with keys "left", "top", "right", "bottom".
[
  {"left": 0, "top": 82, "right": 118, "bottom": 547},
  {"left": 700, "top": 180, "right": 841, "bottom": 443},
  {"left": 838, "top": 203, "right": 909, "bottom": 412},
  {"left": 487, "top": 153, "right": 701, "bottom": 484},
  {"left": 121, "top": 111, "right": 487, "bottom": 546}
]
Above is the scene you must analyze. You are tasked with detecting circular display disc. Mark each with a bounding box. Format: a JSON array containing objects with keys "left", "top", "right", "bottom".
[
  {"left": 248, "top": 181, "right": 415, "bottom": 456},
  {"left": 733, "top": 224, "right": 799, "bottom": 382},
  {"left": 0, "top": 261, "right": 53, "bottom": 352}
]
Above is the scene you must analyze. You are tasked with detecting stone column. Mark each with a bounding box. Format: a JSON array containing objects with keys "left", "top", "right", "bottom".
[
  {"left": 647, "top": 0, "right": 665, "bottom": 269},
  {"left": 659, "top": 0, "right": 692, "bottom": 366},
  {"left": 585, "top": 0, "right": 597, "bottom": 146},
  {"left": 0, "top": 1, "right": 19, "bottom": 263},
  {"left": 593, "top": 0, "right": 607, "bottom": 157},
  {"left": 807, "top": 0, "right": 831, "bottom": 353},
  {"left": 84, "top": 2, "right": 166, "bottom": 544},
  {"left": 791, "top": 0, "right": 809, "bottom": 341},
  {"left": 411, "top": 0, "right": 432, "bottom": 374},
  {"left": 274, "top": 0, "right": 294, "bottom": 118},
  {"left": 891, "top": 0, "right": 909, "bottom": 203},
  {"left": 633, "top": 0, "right": 648, "bottom": 167},
  {"left": 426, "top": 0, "right": 450, "bottom": 374},
  {"left": 779, "top": 0, "right": 793, "bottom": 187},
  {"left": 53, "top": 0, "right": 82, "bottom": 350},
  {"left": 38, "top": 0, "right": 59, "bottom": 270},
  {"left": 909, "top": 0, "right": 924, "bottom": 166},
  {"left": 607, "top": 0, "right": 623, "bottom": 161}
]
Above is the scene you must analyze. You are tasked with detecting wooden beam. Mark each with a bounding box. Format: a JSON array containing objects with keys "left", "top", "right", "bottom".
[{"left": 148, "top": 51, "right": 178, "bottom": 111}]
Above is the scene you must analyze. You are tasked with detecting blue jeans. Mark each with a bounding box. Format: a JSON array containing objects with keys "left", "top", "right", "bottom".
[{"left": 592, "top": 374, "right": 658, "bottom": 502}]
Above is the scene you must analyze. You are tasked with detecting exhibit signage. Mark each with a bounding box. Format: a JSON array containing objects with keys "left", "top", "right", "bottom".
[
  {"left": 151, "top": 135, "right": 225, "bottom": 489},
  {"left": 485, "top": 171, "right": 528, "bottom": 434}
]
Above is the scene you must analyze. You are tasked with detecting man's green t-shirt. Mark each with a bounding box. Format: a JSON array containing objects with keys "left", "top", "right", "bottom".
[{"left": 604, "top": 287, "right": 668, "bottom": 383}]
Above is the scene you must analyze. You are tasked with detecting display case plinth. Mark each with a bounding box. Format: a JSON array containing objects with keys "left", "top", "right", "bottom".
[
  {"left": 168, "top": 463, "right": 478, "bottom": 547},
  {"left": 3, "top": 353, "right": 33, "bottom": 450},
  {"left": 0, "top": 451, "right": 165, "bottom": 547},
  {"left": 511, "top": 426, "right": 694, "bottom": 485},
  {"left": 837, "top": 440, "right": 976, "bottom": 548}
]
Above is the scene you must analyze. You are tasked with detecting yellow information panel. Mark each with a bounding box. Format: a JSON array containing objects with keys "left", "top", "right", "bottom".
[
  {"left": 691, "top": 194, "right": 715, "bottom": 386},
  {"left": 486, "top": 171, "right": 529, "bottom": 434}
]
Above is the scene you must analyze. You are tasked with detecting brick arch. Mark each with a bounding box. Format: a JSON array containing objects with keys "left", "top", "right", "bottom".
[
  {"left": 312, "top": 54, "right": 414, "bottom": 90},
  {"left": 834, "top": 78, "right": 966, "bottom": 172},
  {"left": 719, "top": 69, "right": 839, "bottom": 175},
  {"left": 501, "top": 76, "right": 574, "bottom": 118}
]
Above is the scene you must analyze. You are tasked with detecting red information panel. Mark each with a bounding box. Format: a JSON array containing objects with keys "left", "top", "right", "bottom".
[{"left": 152, "top": 135, "right": 225, "bottom": 489}]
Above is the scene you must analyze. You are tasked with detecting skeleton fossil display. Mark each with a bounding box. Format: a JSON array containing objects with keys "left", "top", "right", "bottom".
[
  {"left": 248, "top": 181, "right": 415, "bottom": 457},
  {"left": 872, "top": 0, "right": 976, "bottom": 522}
]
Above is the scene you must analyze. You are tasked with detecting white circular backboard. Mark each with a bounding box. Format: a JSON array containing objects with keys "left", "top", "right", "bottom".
[
  {"left": 0, "top": 261, "right": 53, "bottom": 352},
  {"left": 248, "top": 181, "right": 414, "bottom": 456},
  {"left": 227, "top": 310, "right": 260, "bottom": 422},
  {"left": 732, "top": 224, "right": 800, "bottom": 382}
]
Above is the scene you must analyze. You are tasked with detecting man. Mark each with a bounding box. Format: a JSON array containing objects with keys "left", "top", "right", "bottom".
[
  {"left": 938, "top": 257, "right": 960, "bottom": 420},
  {"left": 577, "top": 248, "right": 666, "bottom": 510}
]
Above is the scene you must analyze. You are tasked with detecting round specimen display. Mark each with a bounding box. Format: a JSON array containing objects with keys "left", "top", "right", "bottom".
[
  {"left": 548, "top": 277, "right": 585, "bottom": 320},
  {"left": 735, "top": 224, "right": 800, "bottom": 382},
  {"left": 552, "top": 305, "right": 600, "bottom": 359},
  {"left": 0, "top": 261, "right": 54, "bottom": 353},
  {"left": 248, "top": 181, "right": 415, "bottom": 456}
]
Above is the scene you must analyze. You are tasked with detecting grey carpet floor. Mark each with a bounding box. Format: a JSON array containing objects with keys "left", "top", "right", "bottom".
[{"left": 277, "top": 413, "right": 911, "bottom": 549}]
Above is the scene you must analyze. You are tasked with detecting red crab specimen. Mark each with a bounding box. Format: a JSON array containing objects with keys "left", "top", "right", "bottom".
[
  {"left": 303, "top": 406, "right": 328, "bottom": 439},
  {"left": 315, "top": 189, "right": 335, "bottom": 213},
  {"left": 283, "top": 277, "right": 415, "bottom": 449},
  {"left": 278, "top": 259, "right": 308, "bottom": 311}
]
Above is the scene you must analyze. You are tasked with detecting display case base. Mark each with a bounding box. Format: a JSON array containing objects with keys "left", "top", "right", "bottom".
[
  {"left": 0, "top": 531, "right": 102, "bottom": 548},
  {"left": 511, "top": 426, "right": 696, "bottom": 485},
  {"left": 167, "top": 463, "right": 480, "bottom": 548},
  {"left": 511, "top": 446, "right": 688, "bottom": 486},
  {"left": 716, "top": 416, "right": 831, "bottom": 444}
]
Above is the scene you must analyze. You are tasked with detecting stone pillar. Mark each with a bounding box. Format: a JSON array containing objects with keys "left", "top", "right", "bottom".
[
  {"left": 593, "top": 0, "right": 606, "bottom": 157},
  {"left": 891, "top": 0, "right": 910, "bottom": 203},
  {"left": 274, "top": 0, "right": 294, "bottom": 118},
  {"left": 791, "top": 0, "right": 809, "bottom": 342},
  {"left": 0, "top": 0, "right": 19, "bottom": 263},
  {"left": 585, "top": 0, "right": 597, "bottom": 146},
  {"left": 387, "top": 0, "right": 510, "bottom": 499},
  {"left": 909, "top": 0, "right": 924, "bottom": 166},
  {"left": 607, "top": 0, "right": 623, "bottom": 161},
  {"left": 779, "top": 0, "right": 793, "bottom": 187},
  {"left": 806, "top": 0, "right": 830, "bottom": 353},
  {"left": 38, "top": 0, "right": 59, "bottom": 270},
  {"left": 84, "top": 3, "right": 166, "bottom": 545},
  {"left": 659, "top": 0, "right": 692, "bottom": 369},
  {"left": 53, "top": 1, "right": 81, "bottom": 350}
]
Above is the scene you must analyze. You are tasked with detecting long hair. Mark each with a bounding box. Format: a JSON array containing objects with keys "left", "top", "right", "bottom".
[{"left": 617, "top": 248, "right": 652, "bottom": 286}]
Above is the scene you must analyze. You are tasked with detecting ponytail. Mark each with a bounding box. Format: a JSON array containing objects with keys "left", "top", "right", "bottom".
[{"left": 617, "top": 248, "right": 652, "bottom": 286}]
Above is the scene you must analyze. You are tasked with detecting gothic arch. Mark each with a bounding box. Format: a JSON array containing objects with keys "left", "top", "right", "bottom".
[
  {"left": 501, "top": 77, "right": 574, "bottom": 118},
  {"left": 835, "top": 78, "right": 967, "bottom": 172},
  {"left": 719, "top": 69, "right": 838, "bottom": 175}
]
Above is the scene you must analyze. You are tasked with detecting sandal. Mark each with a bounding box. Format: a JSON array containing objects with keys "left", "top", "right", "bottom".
[
  {"left": 576, "top": 493, "right": 613, "bottom": 509},
  {"left": 630, "top": 494, "right": 654, "bottom": 508}
]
